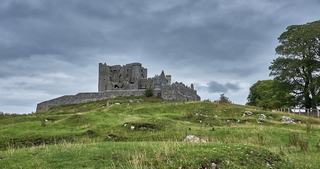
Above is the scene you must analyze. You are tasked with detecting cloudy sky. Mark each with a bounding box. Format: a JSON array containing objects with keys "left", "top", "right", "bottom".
[{"left": 1, "top": 0, "right": 319, "bottom": 114}]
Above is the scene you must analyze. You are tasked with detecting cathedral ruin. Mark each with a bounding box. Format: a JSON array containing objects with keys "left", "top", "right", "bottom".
[
  {"left": 98, "top": 62, "right": 170, "bottom": 91},
  {"left": 36, "top": 62, "right": 200, "bottom": 112}
]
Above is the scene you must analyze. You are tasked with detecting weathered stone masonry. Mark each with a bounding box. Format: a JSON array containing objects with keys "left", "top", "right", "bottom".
[
  {"left": 36, "top": 90, "right": 148, "bottom": 112},
  {"left": 36, "top": 62, "right": 200, "bottom": 112}
]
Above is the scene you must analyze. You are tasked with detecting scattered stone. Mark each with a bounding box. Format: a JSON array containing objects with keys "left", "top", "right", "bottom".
[
  {"left": 45, "top": 119, "right": 48, "bottom": 122},
  {"left": 123, "top": 123, "right": 127, "bottom": 127},
  {"left": 195, "top": 113, "right": 209, "bottom": 118},
  {"left": 183, "top": 135, "right": 207, "bottom": 143},
  {"left": 106, "top": 102, "right": 110, "bottom": 106},
  {"left": 86, "top": 130, "right": 94, "bottom": 135},
  {"left": 115, "top": 103, "right": 120, "bottom": 105},
  {"left": 130, "top": 126, "right": 135, "bottom": 130},
  {"left": 268, "top": 116, "right": 273, "bottom": 119},
  {"left": 259, "top": 114, "right": 267, "bottom": 120},
  {"left": 257, "top": 120, "right": 263, "bottom": 124},
  {"left": 198, "top": 119, "right": 202, "bottom": 123},
  {"left": 211, "top": 162, "right": 217, "bottom": 168},
  {"left": 281, "top": 116, "right": 295, "bottom": 123},
  {"left": 243, "top": 111, "right": 253, "bottom": 117},
  {"left": 129, "top": 100, "right": 133, "bottom": 103},
  {"left": 237, "top": 119, "right": 241, "bottom": 123},
  {"left": 266, "top": 161, "right": 272, "bottom": 168},
  {"left": 226, "top": 119, "right": 233, "bottom": 123},
  {"left": 107, "top": 134, "right": 116, "bottom": 139}
]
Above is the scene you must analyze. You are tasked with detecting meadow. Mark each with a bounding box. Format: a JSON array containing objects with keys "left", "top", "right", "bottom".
[{"left": 1, "top": 96, "right": 320, "bottom": 168}]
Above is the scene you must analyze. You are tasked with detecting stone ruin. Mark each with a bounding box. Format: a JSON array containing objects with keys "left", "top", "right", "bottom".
[
  {"left": 36, "top": 62, "right": 201, "bottom": 112},
  {"left": 99, "top": 62, "right": 170, "bottom": 92}
]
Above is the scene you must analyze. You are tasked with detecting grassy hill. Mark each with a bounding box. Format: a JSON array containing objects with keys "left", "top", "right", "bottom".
[{"left": 1, "top": 96, "right": 320, "bottom": 168}]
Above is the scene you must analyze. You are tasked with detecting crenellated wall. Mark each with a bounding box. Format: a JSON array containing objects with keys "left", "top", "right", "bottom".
[{"left": 161, "top": 82, "right": 201, "bottom": 101}]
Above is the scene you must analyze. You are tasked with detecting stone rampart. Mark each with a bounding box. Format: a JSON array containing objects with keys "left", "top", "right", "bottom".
[
  {"left": 36, "top": 90, "right": 149, "bottom": 112},
  {"left": 161, "top": 82, "right": 201, "bottom": 101}
]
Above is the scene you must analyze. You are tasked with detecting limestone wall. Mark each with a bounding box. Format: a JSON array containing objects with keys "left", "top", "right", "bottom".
[
  {"left": 161, "top": 82, "right": 201, "bottom": 101},
  {"left": 36, "top": 83, "right": 200, "bottom": 112},
  {"left": 36, "top": 90, "right": 147, "bottom": 112}
]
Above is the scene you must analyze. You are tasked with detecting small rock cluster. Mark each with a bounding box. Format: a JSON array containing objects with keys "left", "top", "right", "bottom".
[
  {"left": 242, "top": 111, "right": 253, "bottom": 117},
  {"left": 281, "top": 116, "right": 295, "bottom": 123},
  {"left": 183, "top": 135, "right": 207, "bottom": 143},
  {"left": 123, "top": 123, "right": 156, "bottom": 130},
  {"left": 259, "top": 114, "right": 267, "bottom": 120}
]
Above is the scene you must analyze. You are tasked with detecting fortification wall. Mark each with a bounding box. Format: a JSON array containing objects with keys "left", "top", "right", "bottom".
[
  {"left": 161, "top": 82, "right": 201, "bottom": 101},
  {"left": 36, "top": 90, "right": 149, "bottom": 112}
]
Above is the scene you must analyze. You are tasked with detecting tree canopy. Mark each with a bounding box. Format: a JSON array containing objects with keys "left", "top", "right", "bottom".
[
  {"left": 216, "top": 94, "right": 232, "bottom": 104},
  {"left": 247, "top": 80, "right": 295, "bottom": 110},
  {"left": 269, "top": 20, "right": 320, "bottom": 109}
]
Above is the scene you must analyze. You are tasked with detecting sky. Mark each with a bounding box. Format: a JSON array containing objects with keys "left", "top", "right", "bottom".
[{"left": 1, "top": 0, "right": 320, "bottom": 114}]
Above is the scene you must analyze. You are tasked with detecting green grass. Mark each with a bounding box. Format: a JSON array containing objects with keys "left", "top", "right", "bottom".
[
  {"left": 1, "top": 96, "right": 320, "bottom": 168},
  {"left": 0, "top": 142, "right": 292, "bottom": 168}
]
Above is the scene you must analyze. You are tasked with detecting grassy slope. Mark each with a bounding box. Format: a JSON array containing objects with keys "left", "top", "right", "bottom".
[{"left": 0, "top": 96, "right": 320, "bottom": 168}]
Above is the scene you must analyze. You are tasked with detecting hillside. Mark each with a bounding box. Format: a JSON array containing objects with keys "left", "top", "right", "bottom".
[{"left": 1, "top": 96, "right": 320, "bottom": 168}]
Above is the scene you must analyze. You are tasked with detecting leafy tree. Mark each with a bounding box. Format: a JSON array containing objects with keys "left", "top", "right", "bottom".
[
  {"left": 216, "top": 94, "right": 232, "bottom": 104},
  {"left": 247, "top": 80, "right": 295, "bottom": 109},
  {"left": 269, "top": 20, "right": 320, "bottom": 109}
]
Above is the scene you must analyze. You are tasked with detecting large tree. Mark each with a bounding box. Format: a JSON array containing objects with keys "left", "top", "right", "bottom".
[
  {"left": 247, "top": 80, "right": 295, "bottom": 110},
  {"left": 269, "top": 21, "right": 320, "bottom": 109}
]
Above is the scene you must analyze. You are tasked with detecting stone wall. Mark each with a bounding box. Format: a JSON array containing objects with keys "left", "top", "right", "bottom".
[
  {"left": 161, "top": 82, "right": 201, "bottom": 101},
  {"left": 98, "top": 63, "right": 148, "bottom": 91},
  {"left": 36, "top": 84, "right": 200, "bottom": 112},
  {"left": 36, "top": 90, "right": 149, "bottom": 112}
]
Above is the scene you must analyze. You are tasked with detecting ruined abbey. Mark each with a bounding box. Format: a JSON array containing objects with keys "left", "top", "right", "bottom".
[{"left": 36, "top": 62, "right": 200, "bottom": 112}]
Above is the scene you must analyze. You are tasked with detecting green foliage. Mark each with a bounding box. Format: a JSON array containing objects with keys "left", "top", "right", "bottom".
[
  {"left": 306, "top": 122, "right": 312, "bottom": 133},
  {"left": 269, "top": 20, "right": 320, "bottom": 109},
  {"left": 289, "top": 132, "right": 300, "bottom": 147},
  {"left": 216, "top": 94, "right": 232, "bottom": 104},
  {"left": 145, "top": 88, "right": 154, "bottom": 97},
  {"left": 247, "top": 80, "right": 295, "bottom": 109},
  {"left": 289, "top": 132, "right": 309, "bottom": 151}
]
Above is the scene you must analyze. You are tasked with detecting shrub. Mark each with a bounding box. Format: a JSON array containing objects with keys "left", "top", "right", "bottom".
[
  {"left": 216, "top": 94, "right": 232, "bottom": 104},
  {"left": 145, "top": 88, "right": 154, "bottom": 97}
]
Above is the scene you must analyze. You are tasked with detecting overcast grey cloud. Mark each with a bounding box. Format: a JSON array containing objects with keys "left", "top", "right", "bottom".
[
  {"left": 1, "top": 0, "right": 320, "bottom": 114},
  {"left": 207, "top": 81, "right": 240, "bottom": 93}
]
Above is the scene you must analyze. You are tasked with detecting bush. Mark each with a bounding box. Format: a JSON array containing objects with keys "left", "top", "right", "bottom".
[
  {"left": 216, "top": 94, "right": 232, "bottom": 104},
  {"left": 145, "top": 88, "right": 154, "bottom": 97}
]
